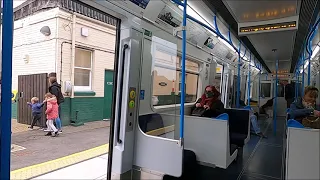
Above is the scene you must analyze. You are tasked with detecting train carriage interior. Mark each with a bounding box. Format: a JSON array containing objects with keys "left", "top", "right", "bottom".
[{"left": 0, "top": 0, "right": 320, "bottom": 179}]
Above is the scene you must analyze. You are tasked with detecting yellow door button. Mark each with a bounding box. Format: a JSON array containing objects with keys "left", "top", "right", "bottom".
[
  {"left": 129, "top": 100, "right": 135, "bottom": 108},
  {"left": 130, "top": 91, "right": 136, "bottom": 99}
]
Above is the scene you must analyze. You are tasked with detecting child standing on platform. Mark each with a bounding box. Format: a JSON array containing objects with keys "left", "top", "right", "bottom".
[
  {"left": 27, "top": 97, "right": 44, "bottom": 130},
  {"left": 44, "top": 93, "right": 59, "bottom": 137}
]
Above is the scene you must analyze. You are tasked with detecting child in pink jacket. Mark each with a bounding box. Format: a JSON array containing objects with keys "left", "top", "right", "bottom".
[{"left": 44, "top": 93, "right": 59, "bottom": 137}]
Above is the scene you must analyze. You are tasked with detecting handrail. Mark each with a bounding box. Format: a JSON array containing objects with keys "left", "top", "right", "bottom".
[
  {"left": 116, "top": 44, "right": 129, "bottom": 144},
  {"left": 0, "top": 0, "right": 14, "bottom": 179},
  {"left": 236, "top": 42, "right": 242, "bottom": 108},
  {"left": 247, "top": 53, "right": 251, "bottom": 106},
  {"left": 186, "top": 14, "right": 239, "bottom": 53},
  {"left": 305, "top": 16, "right": 320, "bottom": 56}
]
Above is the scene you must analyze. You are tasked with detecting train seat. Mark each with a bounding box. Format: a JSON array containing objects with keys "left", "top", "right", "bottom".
[
  {"left": 139, "top": 113, "right": 197, "bottom": 179},
  {"left": 225, "top": 108, "right": 250, "bottom": 147},
  {"left": 139, "top": 113, "right": 165, "bottom": 133},
  {"left": 216, "top": 113, "right": 240, "bottom": 155},
  {"left": 175, "top": 115, "right": 238, "bottom": 169},
  {"left": 286, "top": 119, "right": 320, "bottom": 180}
]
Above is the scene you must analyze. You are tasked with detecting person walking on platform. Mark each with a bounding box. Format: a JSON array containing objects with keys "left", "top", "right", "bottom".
[{"left": 48, "top": 76, "right": 64, "bottom": 133}]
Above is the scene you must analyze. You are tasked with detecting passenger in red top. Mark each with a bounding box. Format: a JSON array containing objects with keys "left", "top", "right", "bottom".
[
  {"left": 43, "top": 93, "right": 59, "bottom": 137},
  {"left": 191, "top": 85, "right": 224, "bottom": 118}
]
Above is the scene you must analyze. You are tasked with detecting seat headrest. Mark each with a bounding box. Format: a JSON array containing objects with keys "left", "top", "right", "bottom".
[
  {"left": 215, "top": 113, "right": 229, "bottom": 120},
  {"left": 287, "top": 119, "right": 305, "bottom": 129}
]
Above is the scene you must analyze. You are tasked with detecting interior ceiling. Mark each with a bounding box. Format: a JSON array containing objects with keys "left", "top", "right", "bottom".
[{"left": 223, "top": 0, "right": 301, "bottom": 72}]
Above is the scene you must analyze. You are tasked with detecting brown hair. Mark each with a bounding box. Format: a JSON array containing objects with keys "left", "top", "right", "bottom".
[
  {"left": 49, "top": 77, "right": 57, "bottom": 84},
  {"left": 304, "top": 86, "right": 319, "bottom": 98},
  {"left": 44, "top": 93, "right": 54, "bottom": 99}
]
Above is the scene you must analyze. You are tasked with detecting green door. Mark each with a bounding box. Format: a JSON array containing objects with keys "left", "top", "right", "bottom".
[{"left": 103, "top": 70, "right": 114, "bottom": 119}]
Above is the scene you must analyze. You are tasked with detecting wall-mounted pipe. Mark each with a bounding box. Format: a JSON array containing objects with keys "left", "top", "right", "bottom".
[{"left": 71, "top": 13, "right": 76, "bottom": 99}]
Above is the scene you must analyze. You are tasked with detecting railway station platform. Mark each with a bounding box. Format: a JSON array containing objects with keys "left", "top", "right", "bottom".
[{"left": 10, "top": 120, "right": 110, "bottom": 179}]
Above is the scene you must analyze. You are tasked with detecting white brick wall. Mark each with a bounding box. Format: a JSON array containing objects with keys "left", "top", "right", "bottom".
[
  {"left": 57, "top": 10, "right": 116, "bottom": 97},
  {"left": 12, "top": 8, "right": 117, "bottom": 98},
  {"left": 12, "top": 8, "right": 59, "bottom": 90}
]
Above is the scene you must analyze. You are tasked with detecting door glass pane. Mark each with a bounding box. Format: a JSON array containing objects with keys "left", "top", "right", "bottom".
[
  {"left": 261, "top": 83, "right": 271, "bottom": 97},
  {"left": 153, "top": 66, "right": 177, "bottom": 106}
]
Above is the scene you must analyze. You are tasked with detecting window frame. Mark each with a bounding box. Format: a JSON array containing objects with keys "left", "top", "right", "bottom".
[{"left": 74, "top": 47, "right": 93, "bottom": 92}]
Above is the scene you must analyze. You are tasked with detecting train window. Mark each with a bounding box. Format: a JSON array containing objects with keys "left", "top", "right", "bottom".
[
  {"left": 152, "top": 52, "right": 199, "bottom": 106},
  {"left": 215, "top": 64, "right": 223, "bottom": 92},
  {"left": 277, "top": 83, "right": 285, "bottom": 97},
  {"left": 261, "top": 83, "right": 271, "bottom": 97}
]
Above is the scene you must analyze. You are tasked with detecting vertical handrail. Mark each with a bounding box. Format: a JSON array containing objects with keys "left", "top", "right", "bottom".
[
  {"left": 0, "top": 0, "right": 14, "bottom": 179},
  {"left": 273, "top": 49, "right": 278, "bottom": 135},
  {"left": 295, "top": 72, "right": 298, "bottom": 99},
  {"left": 236, "top": 43, "right": 242, "bottom": 108},
  {"left": 247, "top": 53, "right": 251, "bottom": 106},
  {"left": 179, "top": 0, "right": 187, "bottom": 141},
  {"left": 302, "top": 50, "right": 305, "bottom": 95},
  {"left": 258, "top": 64, "right": 261, "bottom": 108}
]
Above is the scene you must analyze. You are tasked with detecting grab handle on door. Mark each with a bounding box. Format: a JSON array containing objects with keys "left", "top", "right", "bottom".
[
  {"left": 116, "top": 44, "right": 129, "bottom": 144},
  {"left": 19, "top": 92, "right": 24, "bottom": 98}
]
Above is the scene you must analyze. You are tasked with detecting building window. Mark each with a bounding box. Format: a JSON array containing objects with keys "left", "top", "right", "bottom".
[
  {"left": 74, "top": 48, "right": 92, "bottom": 91},
  {"left": 152, "top": 50, "right": 199, "bottom": 106}
]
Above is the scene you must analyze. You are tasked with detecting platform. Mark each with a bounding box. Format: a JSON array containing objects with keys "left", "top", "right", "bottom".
[{"left": 11, "top": 120, "right": 110, "bottom": 179}]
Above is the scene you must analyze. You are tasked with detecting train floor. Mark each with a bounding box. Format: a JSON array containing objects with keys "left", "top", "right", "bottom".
[{"left": 196, "top": 116, "right": 286, "bottom": 180}]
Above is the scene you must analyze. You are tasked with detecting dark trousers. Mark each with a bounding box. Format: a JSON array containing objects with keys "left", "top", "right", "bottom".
[
  {"left": 286, "top": 98, "right": 294, "bottom": 108},
  {"left": 31, "top": 113, "right": 42, "bottom": 128}
]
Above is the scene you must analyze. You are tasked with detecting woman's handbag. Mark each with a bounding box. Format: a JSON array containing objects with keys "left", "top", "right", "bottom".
[
  {"left": 302, "top": 116, "right": 320, "bottom": 129},
  {"left": 191, "top": 107, "right": 206, "bottom": 117}
]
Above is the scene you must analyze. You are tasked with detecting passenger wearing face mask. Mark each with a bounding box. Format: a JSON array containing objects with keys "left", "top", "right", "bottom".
[
  {"left": 289, "top": 86, "right": 320, "bottom": 123},
  {"left": 191, "top": 85, "right": 224, "bottom": 118}
]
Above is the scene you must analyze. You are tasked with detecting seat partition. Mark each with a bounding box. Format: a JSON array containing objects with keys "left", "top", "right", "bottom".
[
  {"left": 174, "top": 115, "right": 238, "bottom": 169},
  {"left": 225, "top": 108, "right": 250, "bottom": 146},
  {"left": 286, "top": 120, "right": 320, "bottom": 180}
]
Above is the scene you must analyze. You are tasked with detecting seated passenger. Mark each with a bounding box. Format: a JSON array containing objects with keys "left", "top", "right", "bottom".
[
  {"left": 290, "top": 86, "right": 320, "bottom": 125},
  {"left": 191, "top": 85, "right": 224, "bottom": 118},
  {"left": 248, "top": 106, "right": 267, "bottom": 138}
]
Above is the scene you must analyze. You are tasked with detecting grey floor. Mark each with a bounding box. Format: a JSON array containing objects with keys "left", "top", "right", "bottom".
[
  {"left": 197, "top": 116, "right": 286, "bottom": 180},
  {"left": 11, "top": 121, "right": 110, "bottom": 170}
]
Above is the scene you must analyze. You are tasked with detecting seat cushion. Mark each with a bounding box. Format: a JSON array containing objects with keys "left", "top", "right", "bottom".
[
  {"left": 230, "top": 144, "right": 238, "bottom": 156},
  {"left": 230, "top": 133, "right": 247, "bottom": 147}
]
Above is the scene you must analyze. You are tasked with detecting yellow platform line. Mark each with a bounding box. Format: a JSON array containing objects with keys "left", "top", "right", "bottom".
[
  {"left": 10, "top": 125, "right": 175, "bottom": 179},
  {"left": 11, "top": 144, "right": 109, "bottom": 180}
]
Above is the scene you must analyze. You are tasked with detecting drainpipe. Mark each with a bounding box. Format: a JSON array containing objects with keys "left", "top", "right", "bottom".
[
  {"left": 55, "top": 8, "right": 59, "bottom": 76},
  {"left": 71, "top": 13, "right": 76, "bottom": 98}
]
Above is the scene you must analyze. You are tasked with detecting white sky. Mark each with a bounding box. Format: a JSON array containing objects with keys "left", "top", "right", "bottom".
[{"left": 13, "top": 0, "right": 26, "bottom": 8}]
